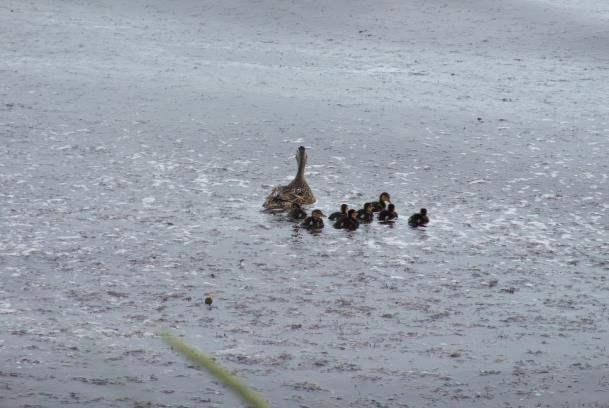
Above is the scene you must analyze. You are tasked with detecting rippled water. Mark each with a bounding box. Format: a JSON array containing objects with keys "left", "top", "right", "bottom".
[{"left": 2, "top": 0, "right": 609, "bottom": 407}]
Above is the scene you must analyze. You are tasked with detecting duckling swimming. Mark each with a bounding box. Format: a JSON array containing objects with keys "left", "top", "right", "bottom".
[
  {"left": 408, "top": 208, "right": 429, "bottom": 227},
  {"left": 302, "top": 209, "right": 324, "bottom": 230},
  {"left": 378, "top": 203, "right": 398, "bottom": 222},
  {"left": 357, "top": 202, "right": 375, "bottom": 223},
  {"left": 329, "top": 204, "right": 349, "bottom": 222},
  {"left": 263, "top": 146, "right": 316, "bottom": 211},
  {"left": 289, "top": 203, "right": 307, "bottom": 220},
  {"left": 364, "top": 192, "right": 391, "bottom": 212},
  {"left": 334, "top": 209, "right": 360, "bottom": 230}
]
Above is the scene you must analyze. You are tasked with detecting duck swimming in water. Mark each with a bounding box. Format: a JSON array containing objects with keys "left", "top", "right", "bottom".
[
  {"left": 378, "top": 203, "right": 398, "bottom": 222},
  {"left": 263, "top": 146, "right": 316, "bottom": 211},
  {"left": 408, "top": 208, "right": 429, "bottom": 227},
  {"left": 329, "top": 204, "right": 349, "bottom": 222},
  {"left": 357, "top": 202, "right": 375, "bottom": 223},
  {"left": 302, "top": 209, "right": 324, "bottom": 230},
  {"left": 364, "top": 192, "right": 391, "bottom": 212},
  {"left": 334, "top": 209, "right": 360, "bottom": 230},
  {"left": 288, "top": 203, "right": 307, "bottom": 220}
]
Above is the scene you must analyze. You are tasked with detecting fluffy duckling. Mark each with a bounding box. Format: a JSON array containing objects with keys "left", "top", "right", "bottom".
[
  {"left": 378, "top": 203, "right": 398, "bottom": 222},
  {"left": 289, "top": 203, "right": 307, "bottom": 220},
  {"left": 408, "top": 208, "right": 429, "bottom": 227},
  {"left": 335, "top": 209, "right": 360, "bottom": 230},
  {"left": 364, "top": 192, "right": 391, "bottom": 212},
  {"left": 302, "top": 209, "right": 324, "bottom": 230},
  {"left": 329, "top": 203, "right": 349, "bottom": 222},
  {"left": 357, "top": 202, "right": 375, "bottom": 223}
]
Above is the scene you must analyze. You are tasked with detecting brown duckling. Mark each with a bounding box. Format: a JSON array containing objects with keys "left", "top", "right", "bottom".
[
  {"left": 289, "top": 203, "right": 307, "bottom": 220},
  {"left": 408, "top": 208, "right": 429, "bottom": 227},
  {"left": 334, "top": 209, "right": 360, "bottom": 230},
  {"left": 357, "top": 202, "right": 375, "bottom": 223},
  {"left": 302, "top": 209, "right": 324, "bottom": 230},
  {"left": 364, "top": 192, "right": 391, "bottom": 212},
  {"left": 378, "top": 203, "right": 398, "bottom": 222},
  {"left": 329, "top": 203, "right": 349, "bottom": 222}
]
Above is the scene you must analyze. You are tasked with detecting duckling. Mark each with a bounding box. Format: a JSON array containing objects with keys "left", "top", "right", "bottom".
[
  {"left": 302, "top": 209, "right": 324, "bottom": 230},
  {"left": 345, "top": 209, "right": 361, "bottom": 230},
  {"left": 357, "top": 202, "right": 375, "bottom": 223},
  {"left": 408, "top": 208, "right": 429, "bottom": 227},
  {"left": 364, "top": 192, "right": 391, "bottom": 212},
  {"left": 263, "top": 146, "right": 316, "bottom": 211},
  {"left": 334, "top": 209, "right": 360, "bottom": 230},
  {"left": 329, "top": 204, "right": 349, "bottom": 221},
  {"left": 289, "top": 203, "right": 307, "bottom": 220},
  {"left": 204, "top": 296, "right": 213, "bottom": 307},
  {"left": 378, "top": 203, "right": 398, "bottom": 222}
]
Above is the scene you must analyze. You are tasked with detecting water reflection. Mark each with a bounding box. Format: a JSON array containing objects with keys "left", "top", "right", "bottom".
[
  {"left": 411, "top": 226, "right": 430, "bottom": 240},
  {"left": 379, "top": 220, "right": 397, "bottom": 229}
]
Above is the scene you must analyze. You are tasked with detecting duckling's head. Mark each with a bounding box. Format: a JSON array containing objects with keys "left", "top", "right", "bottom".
[
  {"left": 347, "top": 209, "right": 358, "bottom": 219},
  {"left": 312, "top": 209, "right": 324, "bottom": 219},
  {"left": 340, "top": 203, "right": 348, "bottom": 213},
  {"left": 380, "top": 192, "right": 391, "bottom": 202},
  {"left": 364, "top": 202, "right": 373, "bottom": 213},
  {"left": 387, "top": 203, "right": 395, "bottom": 212},
  {"left": 420, "top": 208, "right": 427, "bottom": 215}
]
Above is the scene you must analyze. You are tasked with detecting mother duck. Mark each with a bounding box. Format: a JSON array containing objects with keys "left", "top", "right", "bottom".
[{"left": 263, "top": 146, "right": 316, "bottom": 210}]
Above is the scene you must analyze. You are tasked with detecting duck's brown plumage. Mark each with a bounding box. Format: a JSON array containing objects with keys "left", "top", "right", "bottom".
[{"left": 263, "top": 146, "right": 316, "bottom": 210}]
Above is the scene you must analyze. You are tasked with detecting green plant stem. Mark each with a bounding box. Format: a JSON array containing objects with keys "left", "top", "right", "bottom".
[{"left": 159, "top": 331, "right": 270, "bottom": 408}]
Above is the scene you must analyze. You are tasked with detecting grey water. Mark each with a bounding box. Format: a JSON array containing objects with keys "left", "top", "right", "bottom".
[{"left": 1, "top": 0, "right": 609, "bottom": 407}]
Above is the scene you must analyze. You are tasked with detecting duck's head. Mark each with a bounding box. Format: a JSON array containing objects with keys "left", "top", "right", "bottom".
[
  {"left": 340, "top": 203, "right": 348, "bottom": 213},
  {"left": 380, "top": 192, "right": 391, "bottom": 203},
  {"left": 348, "top": 209, "right": 358, "bottom": 220},
  {"left": 420, "top": 208, "right": 427, "bottom": 215},
  {"left": 312, "top": 209, "right": 324, "bottom": 219},
  {"left": 296, "top": 146, "right": 307, "bottom": 167}
]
